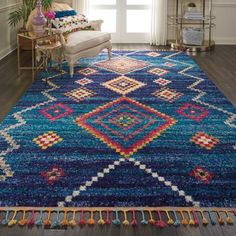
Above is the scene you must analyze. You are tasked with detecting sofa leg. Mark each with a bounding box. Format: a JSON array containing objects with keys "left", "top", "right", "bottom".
[
  {"left": 69, "top": 62, "right": 74, "bottom": 78},
  {"left": 108, "top": 46, "right": 112, "bottom": 60}
]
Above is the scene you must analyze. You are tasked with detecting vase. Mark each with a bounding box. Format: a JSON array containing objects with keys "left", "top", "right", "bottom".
[{"left": 32, "top": 0, "right": 47, "bottom": 36}]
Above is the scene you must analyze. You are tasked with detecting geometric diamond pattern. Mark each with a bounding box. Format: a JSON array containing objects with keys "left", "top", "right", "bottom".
[
  {"left": 191, "top": 132, "right": 219, "bottom": 150},
  {"left": 96, "top": 57, "right": 150, "bottom": 74},
  {"left": 76, "top": 96, "right": 177, "bottom": 158},
  {"left": 41, "top": 165, "right": 65, "bottom": 184},
  {"left": 177, "top": 103, "right": 209, "bottom": 122},
  {"left": 78, "top": 68, "right": 97, "bottom": 76},
  {"left": 65, "top": 88, "right": 96, "bottom": 103},
  {"left": 146, "top": 52, "right": 161, "bottom": 57},
  {"left": 33, "top": 131, "right": 63, "bottom": 150},
  {"left": 102, "top": 76, "right": 146, "bottom": 95},
  {"left": 148, "top": 68, "right": 169, "bottom": 76},
  {"left": 152, "top": 87, "right": 183, "bottom": 103},
  {"left": 154, "top": 78, "right": 171, "bottom": 86},
  {"left": 190, "top": 165, "right": 214, "bottom": 184},
  {"left": 75, "top": 78, "right": 93, "bottom": 86},
  {"left": 40, "top": 103, "right": 73, "bottom": 122}
]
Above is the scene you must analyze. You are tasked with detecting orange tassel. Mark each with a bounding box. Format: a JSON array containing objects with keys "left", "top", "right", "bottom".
[
  {"left": 61, "top": 210, "right": 68, "bottom": 226},
  {"left": 87, "top": 211, "right": 95, "bottom": 225},
  {"left": 200, "top": 211, "right": 208, "bottom": 226},
  {"left": 180, "top": 211, "right": 188, "bottom": 226},
  {"left": 18, "top": 210, "right": 27, "bottom": 226},
  {"left": 148, "top": 210, "right": 155, "bottom": 225},
  {"left": 44, "top": 210, "right": 51, "bottom": 226},
  {"left": 217, "top": 211, "right": 224, "bottom": 225}
]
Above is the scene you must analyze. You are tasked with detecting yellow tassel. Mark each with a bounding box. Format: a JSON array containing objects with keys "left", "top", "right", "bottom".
[
  {"left": 188, "top": 211, "right": 195, "bottom": 226},
  {"left": 166, "top": 211, "right": 174, "bottom": 225},
  {"left": 88, "top": 211, "right": 95, "bottom": 225},
  {"left": 98, "top": 210, "right": 105, "bottom": 225},
  {"left": 69, "top": 210, "right": 77, "bottom": 227},
  {"left": 225, "top": 211, "right": 233, "bottom": 225},
  {"left": 148, "top": 210, "right": 155, "bottom": 225},
  {"left": 18, "top": 210, "right": 27, "bottom": 226},
  {"left": 44, "top": 210, "right": 51, "bottom": 226},
  {"left": 8, "top": 211, "right": 17, "bottom": 226},
  {"left": 123, "top": 211, "right": 130, "bottom": 226},
  {"left": 180, "top": 211, "right": 188, "bottom": 226},
  {"left": 226, "top": 217, "right": 233, "bottom": 225}
]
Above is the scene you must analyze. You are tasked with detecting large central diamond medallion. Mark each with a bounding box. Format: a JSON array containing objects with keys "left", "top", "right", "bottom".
[
  {"left": 102, "top": 76, "right": 146, "bottom": 95},
  {"left": 76, "top": 97, "right": 177, "bottom": 157},
  {"left": 95, "top": 57, "right": 150, "bottom": 74}
]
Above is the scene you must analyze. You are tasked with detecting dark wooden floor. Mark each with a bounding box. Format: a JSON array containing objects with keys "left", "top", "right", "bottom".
[{"left": 0, "top": 45, "right": 235, "bottom": 236}]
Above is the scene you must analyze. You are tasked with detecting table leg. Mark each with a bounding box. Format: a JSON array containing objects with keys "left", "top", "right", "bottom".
[
  {"left": 17, "top": 35, "right": 21, "bottom": 76},
  {"left": 32, "top": 40, "right": 35, "bottom": 81}
]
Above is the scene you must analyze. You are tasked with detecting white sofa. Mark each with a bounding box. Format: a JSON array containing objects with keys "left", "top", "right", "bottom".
[
  {"left": 27, "top": 2, "right": 112, "bottom": 78},
  {"left": 59, "top": 25, "right": 112, "bottom": 78}
]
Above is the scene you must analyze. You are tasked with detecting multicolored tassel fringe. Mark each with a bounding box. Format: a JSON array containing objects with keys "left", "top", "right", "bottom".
[{"left": 0, "top": 207, "right": 234, "bottom": 228}]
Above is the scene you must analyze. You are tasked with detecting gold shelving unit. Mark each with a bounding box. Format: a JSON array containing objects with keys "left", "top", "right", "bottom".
[{"left": 168, "top": 0, "right": 215, "bottom": 52}]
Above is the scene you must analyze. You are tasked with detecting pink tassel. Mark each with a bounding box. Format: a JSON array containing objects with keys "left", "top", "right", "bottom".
[
  {"left": 192, "top": 210, "right": 199, "bottom": 226},
  {"left": 156, "top": 210, "right": 167, "bottom": 228},
  {"left": 131, "top": 210, "right": 137, "bottom": 226},
  {"left": 79, "top": 210, "right": 86, "bottom": 226},
  {"left": 27, "top": 210, "right": 35, "bottom": 226},
  {"left": 105, "top": 210, "right": 111, "bottom": 225}
]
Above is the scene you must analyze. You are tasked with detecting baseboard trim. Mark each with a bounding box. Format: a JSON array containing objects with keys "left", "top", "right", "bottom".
[
  {"left": 0, "top": 44, "right": 17, "bottom": 61},
  {"left": 214, "top": 38, "right": 236, "bottom": 45}
]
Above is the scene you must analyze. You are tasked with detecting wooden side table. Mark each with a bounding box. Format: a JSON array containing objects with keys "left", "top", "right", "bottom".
[{"left": 17, "top": 31, "right": 62, "bottom": 81}]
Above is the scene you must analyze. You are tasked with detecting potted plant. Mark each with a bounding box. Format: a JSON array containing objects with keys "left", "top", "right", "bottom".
[
  {"left": 187, "top": 2, "right": 197, "bottom": 11},
  {"left": 8, "top": 0, "right": 53, "bottom": 31},
  {"left": 8, "top": 0, "right": 53, "bottom": 50}
]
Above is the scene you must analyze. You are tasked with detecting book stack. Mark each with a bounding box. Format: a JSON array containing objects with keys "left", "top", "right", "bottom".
[{"left": 184, "top": 11, "right": 204, "bottom": 20}]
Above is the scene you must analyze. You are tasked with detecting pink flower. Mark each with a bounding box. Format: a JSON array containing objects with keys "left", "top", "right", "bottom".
[{"left": 44, "top": 11, "right": 56, "bottom": 20}]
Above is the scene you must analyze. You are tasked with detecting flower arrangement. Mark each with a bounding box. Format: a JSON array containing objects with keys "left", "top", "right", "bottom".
[
  {"left": 44, "top": 11, "right": 56, "bottom": 35},
  {"left": 44, "top": 11, "right": 56, "bottom": 20}
]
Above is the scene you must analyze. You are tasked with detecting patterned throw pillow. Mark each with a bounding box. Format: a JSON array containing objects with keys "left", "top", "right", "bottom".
[{"left": 52, "top": 14, "right": 94, "bottom": 34}]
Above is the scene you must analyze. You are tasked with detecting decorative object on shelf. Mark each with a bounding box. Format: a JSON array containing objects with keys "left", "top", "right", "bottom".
[
  {"left": 8, "top": 0, "right": 53, "bottom": 31},
  {"left": 187, "top": 2, "right": 197, "bottom": 11},
  {"left": 44, "top": 11, "right": 56, "bottom": 35},
  {"left": 32, "top": 0, "right": 47, "bottom": 36},
  {"left": 168, "top": 0, "right": 215, "bottom": 52}
]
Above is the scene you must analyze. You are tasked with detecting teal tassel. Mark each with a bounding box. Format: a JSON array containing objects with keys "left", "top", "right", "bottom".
[
  {"left": 141, "top": 210, "right": 148, "bottom": 225},
  {"left": 112, "top": 211, "right": 121, "bottom": 226},
  {"left": 1, "top": 210, "right": 10, "bottom": 225},
  {"left": 51, "top": 210, "right": 61, "bottom": 228},
  {"left": 173, "top": 211, "right": 181, "bottom": 227},
  {"left": 35, "top": 210, "right": 43, "bottom": 226},
  {"left": 208, "top": 212, "right": 216, "bottom": 225}
]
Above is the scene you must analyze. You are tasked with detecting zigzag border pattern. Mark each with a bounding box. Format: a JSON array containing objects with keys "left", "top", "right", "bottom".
[
  {"left": 0, "top": 73, "right": 63, "bottom": 182},
  {"left": 165, "top": 52, "right": 236, "bottom": 128}
]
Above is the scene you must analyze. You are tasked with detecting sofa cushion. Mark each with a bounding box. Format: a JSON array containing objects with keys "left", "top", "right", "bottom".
[{"left": 64, "top": 31, "right": 111, "bottom": 54}]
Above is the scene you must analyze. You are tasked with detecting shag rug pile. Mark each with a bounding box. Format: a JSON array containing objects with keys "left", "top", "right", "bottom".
[{"left": 0, "top": 50, "right": 235, "bottom": 211}]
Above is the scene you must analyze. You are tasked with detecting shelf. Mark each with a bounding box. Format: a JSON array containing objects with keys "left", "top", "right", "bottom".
[
  {"left": 170, "top": 40, "right": 215, "bottom": 52},
  {"left": 168, "top": 15, "right": 216, "bottom": 21}
]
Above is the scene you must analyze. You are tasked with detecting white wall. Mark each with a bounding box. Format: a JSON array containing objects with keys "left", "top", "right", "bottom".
[
  {"left": 0, "top": 0, "right": 22, "bottom": 60},
  {"left": 168, "top": 0, "right": 236, "bottom": 45}
]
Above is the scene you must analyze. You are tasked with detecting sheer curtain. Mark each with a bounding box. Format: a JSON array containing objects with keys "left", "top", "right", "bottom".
[
  {"left": 72, "top": 0, "right": 89, "bottom": 15},
  {"left": 150, "top": 0, "right": 168, "bottom": 46}
]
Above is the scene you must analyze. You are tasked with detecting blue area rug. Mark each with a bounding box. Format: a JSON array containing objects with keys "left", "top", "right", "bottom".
[{"left": 0, "top": 50, "right": 235, "bottom": 209}]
